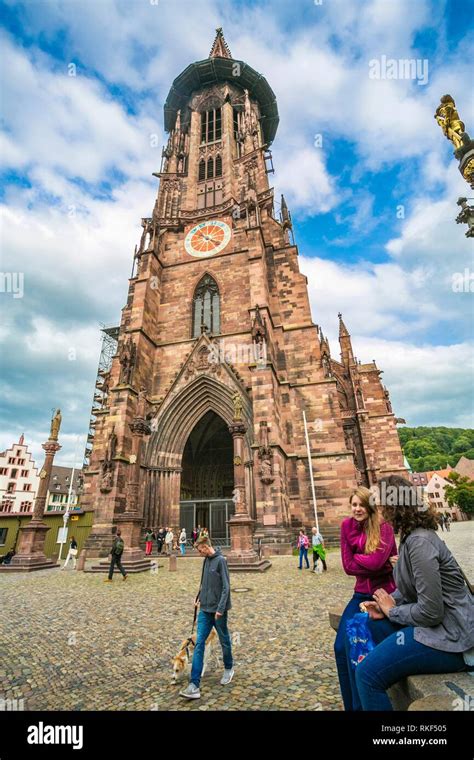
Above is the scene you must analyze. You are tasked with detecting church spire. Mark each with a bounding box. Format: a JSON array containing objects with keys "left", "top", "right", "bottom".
[
  {"left": 209, "top": 27, "right": 233, "bottom": 59},
  {"left": 338, "top": 312, "right": 354, "bottom": 367}
]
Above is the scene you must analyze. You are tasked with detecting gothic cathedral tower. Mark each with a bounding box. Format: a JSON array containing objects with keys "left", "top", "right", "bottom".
[{"left": 82, "top": 29, "right": 407, "bottom": 555}]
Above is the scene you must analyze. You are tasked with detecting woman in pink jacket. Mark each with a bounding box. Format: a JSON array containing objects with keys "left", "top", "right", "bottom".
[{"left": 334, "top": 486, "right": 397, "bottom": 710}]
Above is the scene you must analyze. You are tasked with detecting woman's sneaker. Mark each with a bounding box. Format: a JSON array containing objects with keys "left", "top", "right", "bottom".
[
  {"left": 179, "top": 683, "right": 201, "bottom": 699},
  {"left": 220, "top": 668, "right": 235, "bottom": 685}
]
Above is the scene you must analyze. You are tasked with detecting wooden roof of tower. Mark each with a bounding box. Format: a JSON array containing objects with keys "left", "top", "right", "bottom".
[{"left": 163, "top": 28, "right": 279, "bottom": 145}]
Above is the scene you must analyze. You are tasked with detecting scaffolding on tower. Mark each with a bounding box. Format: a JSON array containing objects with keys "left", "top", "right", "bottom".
[{"left": 83, "top": 324, "right": 119, "bottom": 468}]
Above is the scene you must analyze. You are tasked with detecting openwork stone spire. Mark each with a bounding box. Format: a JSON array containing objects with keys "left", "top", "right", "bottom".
[{"left": 209, "top": 27, "right": 232, "bottom": 59}]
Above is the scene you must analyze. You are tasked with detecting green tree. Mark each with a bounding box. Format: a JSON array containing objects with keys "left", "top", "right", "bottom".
[
  {"left": 404, "top": 438, "right": 436, "bottom": 460},
  {"left": 444, "top": 473, "right": 474, "bottom": 516}
]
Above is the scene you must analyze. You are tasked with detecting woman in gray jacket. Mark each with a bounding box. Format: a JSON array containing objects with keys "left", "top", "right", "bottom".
[{"left": 355, "top": 475, "right": 473, "bottom": 711}]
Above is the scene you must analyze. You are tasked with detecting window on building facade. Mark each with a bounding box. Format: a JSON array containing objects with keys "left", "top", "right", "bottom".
[
  {"left": 10, "top": 469, "right": 18, "bottom": 479},
  {"left": 20, "top": 501, "right": 32, "bottom": 512},
  {"left": 0, "top": 527, "right": 8, "bottom": 544},
  {"left": 8, "top": 458, "right": 14, "bottom": 464},
  {"left": 197, "top": 155, "right": 223, "bottom": 184},
  {"left": 198, "top": 159, "right": 206, "bottom": 182},
  {"left": 192, "top": 275, "right": 220, "bottom": 338},
  {"left": 21, "top": 469, "right": 28, "bottom": 477},
  {"left": 0, "top": 468, "right": 8, "bottom": 476},
  {"left": 200, "top": 108, "right": 222, "bottom": 144},
  {"left": 1, "top": 501, "right": 13, "bottom": 513},
  {"left": 23, "top": 484, "right": 31, "bottom": 491},
  {"left": 7, "top": 482, "right": 15, "bottom": 493}
]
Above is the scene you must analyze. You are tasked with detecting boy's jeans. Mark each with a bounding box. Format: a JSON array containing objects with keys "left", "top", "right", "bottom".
[{"left": 190, "top": 610, "right": 233, "bottom": 688}]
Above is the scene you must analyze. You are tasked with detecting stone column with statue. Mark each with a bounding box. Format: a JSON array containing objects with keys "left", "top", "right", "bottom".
[
  {"left": 434, "top": 94, "right": 474, "bottom": 237},
  {"left": 225, "top": 393, "right": 271, "bottom": 572},
  {"left": 2, "top": 410, "right": 63, "bottom": 572}
]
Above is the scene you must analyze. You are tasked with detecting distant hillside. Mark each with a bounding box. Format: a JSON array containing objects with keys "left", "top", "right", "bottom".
[{"left": 398, "top": 427, "right": 474, "bottom": 473}]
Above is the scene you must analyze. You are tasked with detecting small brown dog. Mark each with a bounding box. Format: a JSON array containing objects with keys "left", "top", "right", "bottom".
[{"left": 172, "top": 629, "right": 217, "bottom": 682}]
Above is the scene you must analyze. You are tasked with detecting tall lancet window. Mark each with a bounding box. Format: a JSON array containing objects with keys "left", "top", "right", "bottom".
[{"left": 192, "top": 275, "right": 220, "bottom": 337}]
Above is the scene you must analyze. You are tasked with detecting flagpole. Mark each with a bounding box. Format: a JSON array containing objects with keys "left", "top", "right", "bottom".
[
  {"left": 58, "top": 436, "right": 80, "bottom": 562},
  {"left": 303, "top": 410, "right": 319, "bottom": 533}
]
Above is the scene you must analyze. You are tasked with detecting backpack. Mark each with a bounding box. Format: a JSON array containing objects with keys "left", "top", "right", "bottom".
[{"left": 114, "top": 538, "right": 124, "bottom": 556}]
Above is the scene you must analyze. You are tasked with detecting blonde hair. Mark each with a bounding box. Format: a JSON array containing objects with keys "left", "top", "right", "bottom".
[{"left": 349, "top": 487, "right": 382, "bottom": 554}]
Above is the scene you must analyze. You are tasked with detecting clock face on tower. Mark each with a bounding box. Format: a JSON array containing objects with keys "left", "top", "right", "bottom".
[{"left": 184, "top": 220, "right": 231, "bottom": 258}]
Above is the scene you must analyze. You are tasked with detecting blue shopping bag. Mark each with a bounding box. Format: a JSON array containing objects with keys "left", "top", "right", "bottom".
[{"left": 346, "top": 611, "right": 375, "bottom": 669}]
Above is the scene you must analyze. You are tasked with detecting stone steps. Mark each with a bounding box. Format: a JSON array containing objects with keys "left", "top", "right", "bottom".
[{"left": 85, "top": 558, "right": 154, "bottom": 574}]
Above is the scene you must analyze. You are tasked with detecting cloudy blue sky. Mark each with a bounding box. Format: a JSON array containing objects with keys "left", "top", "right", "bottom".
[{"left": 1, "top": 0, "right": 473, "bottom": 468}]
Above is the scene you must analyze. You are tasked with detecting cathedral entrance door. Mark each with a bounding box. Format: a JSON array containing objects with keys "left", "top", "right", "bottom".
[
  {"left": 179, "top": 499, "right": 235, "bottom": 546},
  {"left": 179, "top": 410, "right": 235, "bottom": 545}
]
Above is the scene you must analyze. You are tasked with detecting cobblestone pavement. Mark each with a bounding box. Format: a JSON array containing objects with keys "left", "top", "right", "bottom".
[
  {"left": 0, "top": 522, "right": 471, "bottom": 712},
  {"left": 437, "top": 521, "right": 473, "bottom": 581}
]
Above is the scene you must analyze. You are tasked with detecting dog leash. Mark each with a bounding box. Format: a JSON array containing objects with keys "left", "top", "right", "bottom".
[
  {"left": 182, "top": 558, "right": 209, "bottom": 660},
  {"left": 191, "top": 556, "right": 207, "bottom": 635}
]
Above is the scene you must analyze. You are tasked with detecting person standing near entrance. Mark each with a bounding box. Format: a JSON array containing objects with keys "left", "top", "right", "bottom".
[
  {"left": 145, "top": 529, "right": 154, "bottom": 556},
  {"left": 165, "top": 527, "right": 173, "bottom": 555},
  {"left": 297, "top": 529, "right": 310, "bottom": 569},
  {"left": 191, "top": 527, "right": 198, "bottom": 546},
  {"left": 61, "top": 536, "right": 78, "bottom": 570},
  {"left": 105, "top": 530, "right": 127, "bottom": 582},
  {"left": 180, "top": 536, "right": 234, "bottom": 700},
  {"left": 157, "top": 527, "right": 165, "bottom": 554},
  {"left": 311, "top": 527, "right": 327, "bottom": 572},
  {"left": 179, "top": 528, "right": 187, "bottom": 556}
]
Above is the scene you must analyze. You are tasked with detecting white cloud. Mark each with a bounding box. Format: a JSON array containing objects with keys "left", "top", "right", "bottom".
[{"left": 1, "top": 0, "right": 473, "bottom": 455}]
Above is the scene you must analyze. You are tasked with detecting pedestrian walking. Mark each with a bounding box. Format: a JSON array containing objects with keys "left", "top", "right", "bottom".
[
  {"left": 311, "top": 527, "right": 327, "bottom": 572},
  {"left": 179, "top": 536, "right": 234, "bottom": 700},
  {"left": 297, "top": 529, "right": 310, "bottom": 569},
  {"left": 439, "top": 513, "right": 445, "bottom": 532},
  {"left": 191, "top": 527, "right": 198, "bottom": 545},
  {"left": 104, "top": 530, "right": 127, "bottom": 582},
  {"left": 61, "top": 536, "right": 78, "bottom": 570},
  {"left": 445, "top": 514, "right": 451, "bottom": 532},
  {"left": 179, "top": 528, "right": 187, "bottom": 556}
]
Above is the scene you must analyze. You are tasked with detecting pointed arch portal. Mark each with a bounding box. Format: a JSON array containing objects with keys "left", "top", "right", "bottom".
[
  {"left": 180, "top": 410, "right": 235, "bottom": 544},
  {"left": 143, "top": 374, "right": 253, "bottom": 543}
]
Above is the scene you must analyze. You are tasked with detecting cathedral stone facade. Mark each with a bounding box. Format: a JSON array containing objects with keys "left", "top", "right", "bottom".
[{"left": 82, "top": 30, "right": 407, "bottom": 555}]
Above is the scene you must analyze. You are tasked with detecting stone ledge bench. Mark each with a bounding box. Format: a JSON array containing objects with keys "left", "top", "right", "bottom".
[{"left": 329, "top": 604, "right": 474, "bottom": 711}]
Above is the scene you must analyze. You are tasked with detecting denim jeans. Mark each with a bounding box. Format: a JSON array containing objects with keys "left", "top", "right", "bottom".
[
  {"left": 355, "top": 619, "right": 467, "bottom": 711},
  {"left": 180, "top": 543, "right": 186, "bottom": 556},
  {"left": 298, "top": 548, "right": 309, "bottom": 569},
  {"left": 190, "top": 610, "right": 233, "bottom": 688},
  {"left": 334, "top": 592, "right": 373, "bottom": 711}
]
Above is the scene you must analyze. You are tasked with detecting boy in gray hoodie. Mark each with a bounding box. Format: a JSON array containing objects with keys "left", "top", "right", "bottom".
[{"left": 180, "top": 536, "right": 234, "bottom": 699}]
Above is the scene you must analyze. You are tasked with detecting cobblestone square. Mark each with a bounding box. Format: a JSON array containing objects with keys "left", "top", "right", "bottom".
[{"left": 1, "top": 523, "right": 471, "bottom": 712}]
